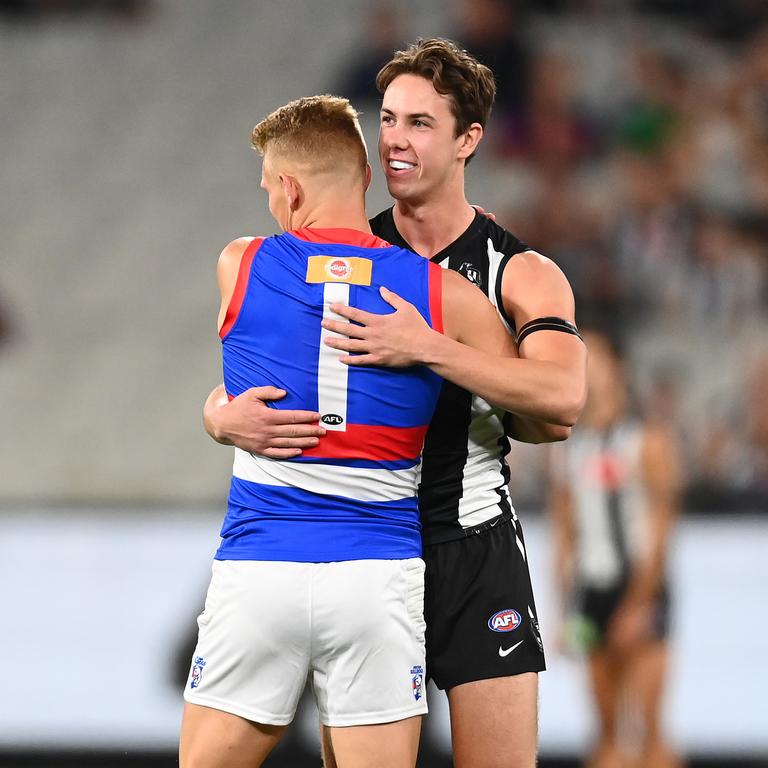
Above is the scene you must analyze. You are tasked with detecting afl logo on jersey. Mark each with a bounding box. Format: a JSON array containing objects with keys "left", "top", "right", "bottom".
[
  {"left": 488, "top": 608, "right": 522, "bottom": 632},
  {"left": 321, "top": 413, "right": 344, "bottom": 426},
  {"left": 325, "top": 258, "right": 352, "bottom": 281},
  {"left": 458, "top": 262, "right": 482, "bottom": 287}
]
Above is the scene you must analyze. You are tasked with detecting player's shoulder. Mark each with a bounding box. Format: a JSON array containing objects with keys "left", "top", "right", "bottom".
[
  {"left": 217, "top": 236, "right": 262, "bottom": 277},
  {"left": 502, "top": 245, "right": 570, "bottom": 289},
  {"left": 219, "top": 236, "right": 257, "bottom": 259},
  {"left": 441, "top": 264, "right": 493, "bottom": 307}
]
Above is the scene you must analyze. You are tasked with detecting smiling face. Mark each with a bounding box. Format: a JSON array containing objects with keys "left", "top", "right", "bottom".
[{"left": 379, "top": 74, "right": 474, "bottom": 206}]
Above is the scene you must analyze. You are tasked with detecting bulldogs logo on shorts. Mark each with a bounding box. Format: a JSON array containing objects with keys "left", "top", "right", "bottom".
[
  {"left": 410, "top": 665, "right": 424, "bottom": 701},
  {"left": 190, "top": 656, "right": 206, "bottom": 689}
]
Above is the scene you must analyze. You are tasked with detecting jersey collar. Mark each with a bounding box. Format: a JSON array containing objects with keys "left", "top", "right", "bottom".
[{"left": 289, "top": 227, "right": 391, "bottom": 249}]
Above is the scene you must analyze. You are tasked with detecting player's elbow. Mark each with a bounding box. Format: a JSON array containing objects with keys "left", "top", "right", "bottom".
[
  {"left": 530, "top": 422, "right": 572, "bottom": 444},
  {"left": 555, "top": 378, "right": 587, "bottom": 427},
  {"left": 545, "top": 423, "right": 572, "bottom": 442}
]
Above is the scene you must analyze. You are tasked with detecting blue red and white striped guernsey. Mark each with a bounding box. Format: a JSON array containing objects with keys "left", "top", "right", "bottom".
[{"left": 218, "top": 227, "right": 444, "bottom": 562}]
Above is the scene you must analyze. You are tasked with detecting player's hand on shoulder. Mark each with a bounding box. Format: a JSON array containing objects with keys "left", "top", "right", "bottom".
[
  {"left": 471, "top": 204, "right": 497, "bottom": 222},
  {"left": 204, "top": 384, "right": 325, "bottom": 459}
]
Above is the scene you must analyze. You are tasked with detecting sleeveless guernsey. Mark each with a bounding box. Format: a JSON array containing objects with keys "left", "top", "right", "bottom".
[{"left": 218, "top": 227, "right": 444, "bottom": 562}]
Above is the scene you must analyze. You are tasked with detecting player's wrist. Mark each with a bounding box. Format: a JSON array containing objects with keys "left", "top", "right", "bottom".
[
  {"left": 419, "top": 326, "right": 453, "bottom": 367},
  {"left": 209, "top": 406, "right": 237, "bottom": 445}
]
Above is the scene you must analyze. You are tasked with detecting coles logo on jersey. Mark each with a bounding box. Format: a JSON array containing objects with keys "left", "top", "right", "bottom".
[
  {"left": 488, "top": 608, "right": 522, "bottom": 633},
  {"left": 190, "top": 656, "right": 206, "bottom": 689},
  {"left": 410, "top": 665, "right": 424, "bottom": 701}
]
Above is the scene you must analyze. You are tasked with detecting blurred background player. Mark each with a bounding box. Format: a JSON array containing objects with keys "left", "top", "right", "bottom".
[{"left": 549, "top": 328, "right": 682, "bottom": 768}]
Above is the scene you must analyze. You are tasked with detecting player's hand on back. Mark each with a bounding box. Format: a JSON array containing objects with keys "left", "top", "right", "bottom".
[
  {"left": 322, "top": 286, "right": 435, "bottom": 367},
  {"left": 203, "top": 384, "right": 325, "bottom": 458}
]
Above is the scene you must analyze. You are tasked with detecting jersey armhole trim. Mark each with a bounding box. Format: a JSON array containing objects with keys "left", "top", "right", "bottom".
[
  {"left": 219, "top": 237, "right": 264, "bottom": 340},
  {"left": 494, "top": 252, "right": 517, "bottom": 333},
  {"left": 428, "top": 261, "right": 444, "bottom": 334}
]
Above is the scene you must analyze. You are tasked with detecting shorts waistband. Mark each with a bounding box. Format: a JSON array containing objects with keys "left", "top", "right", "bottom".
[{"left": 424, "top": 510, "right": 516, "bottom": 546}]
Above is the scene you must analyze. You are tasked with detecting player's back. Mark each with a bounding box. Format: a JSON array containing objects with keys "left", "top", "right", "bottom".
[{"left": 219, "top": 227, "right": 444, "bottom": 563}]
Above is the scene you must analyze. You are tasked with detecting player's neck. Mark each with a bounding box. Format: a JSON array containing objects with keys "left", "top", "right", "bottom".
[
  {"left": 289, "top": 202, "right": 372, "bottom": 235},
  {"left": 392, "top": 195, "right": 476, "bottom": 259}
]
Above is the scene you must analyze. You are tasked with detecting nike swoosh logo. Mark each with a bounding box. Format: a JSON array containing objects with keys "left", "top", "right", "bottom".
[{"left": 498, "top": 639, "right": 524, "bottom": 657}]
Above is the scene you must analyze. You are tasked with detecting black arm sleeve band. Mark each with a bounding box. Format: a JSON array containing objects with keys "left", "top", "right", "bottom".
[{"left": 516, "top": 316, "right": 582, "bottom": 347}]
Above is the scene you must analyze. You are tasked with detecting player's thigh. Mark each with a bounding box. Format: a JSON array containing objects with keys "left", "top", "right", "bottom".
[
  {"left": 312, "top": 558, "right": 427, "bottom": 728},
  {"left": 327, "top": 715, "right": 422, "bottom": 768},
  {"left": 447, "top": 673, "right": 538, "bottom": 768},
  {"left": 179, "top": 701, "right": 285, "bottom": 768}
]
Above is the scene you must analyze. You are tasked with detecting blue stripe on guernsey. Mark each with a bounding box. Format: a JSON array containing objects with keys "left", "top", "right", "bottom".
[
  {"left": 221, "top": 479, "right": 421, "bottom": 561},
  {"left": 219, "top": 227, "right": 443, "bottom": 562}
]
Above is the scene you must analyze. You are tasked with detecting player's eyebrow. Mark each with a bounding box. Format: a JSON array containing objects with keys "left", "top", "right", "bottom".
[{"left": 381, "top": 107, "right": 436, "bottom": 122}]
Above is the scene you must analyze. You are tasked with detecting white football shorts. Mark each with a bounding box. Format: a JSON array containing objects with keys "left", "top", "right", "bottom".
[{"left": 183, "top": 557, "right": 427, "bottom": 727}]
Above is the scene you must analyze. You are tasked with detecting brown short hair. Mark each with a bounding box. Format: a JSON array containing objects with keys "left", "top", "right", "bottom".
[
  {"left": 251, "top": 95, "right": 367, "bottom": 176},
  {"left": 376, "top": 38, "right": 496, "bottom": 162}
]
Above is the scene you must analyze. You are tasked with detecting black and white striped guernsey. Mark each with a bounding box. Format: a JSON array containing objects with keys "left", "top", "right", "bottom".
[{"left": 370, "top": 207, "right": 530, "bottom": 545}]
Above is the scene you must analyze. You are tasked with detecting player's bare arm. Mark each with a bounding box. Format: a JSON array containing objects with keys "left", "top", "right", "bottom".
[
  {"left": 203, "top": 237, "right": 325, "bottom": 458},
  {"left": 500, "top": 249, "right": 588, "bottom": 439},
  {"left": 323, "top": 264, "right": 586, "bottom": 426}
]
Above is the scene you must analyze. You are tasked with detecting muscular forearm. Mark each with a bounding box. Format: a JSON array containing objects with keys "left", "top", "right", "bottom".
[{"left": 420, "top": 330, "right": 583, "bottom": 425}]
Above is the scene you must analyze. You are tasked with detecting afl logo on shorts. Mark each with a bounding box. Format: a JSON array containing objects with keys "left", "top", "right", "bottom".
[
  {"left": 326, "top": 258, "right": 352, "bottom": 281},
  {"left": 488, "top": 608, "right": 522, "bottom": 632},
  {"left": 321, "top": 413, "right": 344, "bottom": 426}
]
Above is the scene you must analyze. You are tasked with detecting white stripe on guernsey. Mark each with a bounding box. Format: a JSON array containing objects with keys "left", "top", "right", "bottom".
[
  {"left": 318, "top": 282, "right": 350, "bottom": 432},
  {"left": 486, "top": 238, "right": 515, "bottom": 334},
  {"left": 233, "top": 448, "right": 419, "bottom": 502},
  {"left": 458, "top": 394, "right": 517, "bottom": 528}
]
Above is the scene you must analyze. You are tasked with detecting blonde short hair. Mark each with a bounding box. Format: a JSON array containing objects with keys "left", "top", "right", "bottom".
[{"left": 251, "top": 95, "right": 368, "bottom": 176}]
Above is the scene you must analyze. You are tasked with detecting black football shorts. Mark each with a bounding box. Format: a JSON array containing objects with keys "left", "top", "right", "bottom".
[{"left": 423, "top": 514, "right": 546, "bottom": 691}]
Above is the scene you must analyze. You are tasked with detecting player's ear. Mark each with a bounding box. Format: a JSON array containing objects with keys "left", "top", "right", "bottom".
[
  {"left": 457, "top": 122, "right": 483, "bottom": 161},
  {"left": 280, "top": 174, "right": 302, "bottom": 211},
  {"left": 364, "top": 163, "right": 372, "bottom": 192}
]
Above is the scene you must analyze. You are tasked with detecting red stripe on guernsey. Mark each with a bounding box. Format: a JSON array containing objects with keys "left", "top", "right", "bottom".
[
  {"left": 219, "top": 238, "right": 264, "bottom": 340},
  {"left": 290, "top": 227, "right": 391, "bottom": 249},
  {"left": 428, "top": 261, "right": 444, "bottom": 334},
  {"left": 302, "top": 423, "right": 428, "bottom": 461}
]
